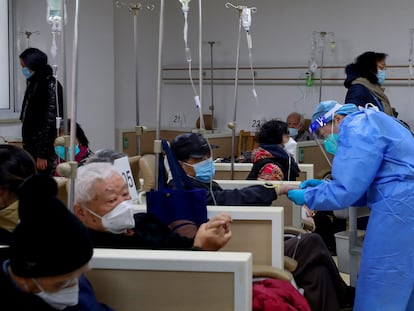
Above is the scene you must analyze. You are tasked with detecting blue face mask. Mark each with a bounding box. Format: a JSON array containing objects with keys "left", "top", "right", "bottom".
[
  {"left": 377, "top": 70, "right": 386, "bottom": 85},
  {"left": 288, "top": 127, "right": 298, "bottom": 137},
  {"left": 324, "top": 134, "right": 338, "bottom": 154},
  {"left": 192, "top": 158, "right": 215, "bottom": 183},
  {"left": 55, "top": 145, "right": 80, "bottom": 160},
  {"left": 22, "top": 67, "right": 33, "bottom": 79}
]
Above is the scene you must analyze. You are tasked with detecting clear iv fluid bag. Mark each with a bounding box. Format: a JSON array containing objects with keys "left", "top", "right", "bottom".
[{"left": 47, "top": 0, "right": 62, "bottom": 21}]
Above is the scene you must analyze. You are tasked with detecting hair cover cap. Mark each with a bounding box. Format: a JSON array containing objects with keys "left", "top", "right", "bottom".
[
  {"left": 311, "top": 101, "right": 358, "bottom": 123},
  {"left": 10, "top": 175, "right": 93, "bottom": 278}
]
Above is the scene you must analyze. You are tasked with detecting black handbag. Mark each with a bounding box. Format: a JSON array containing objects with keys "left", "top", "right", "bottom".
[{"left": 146, "top": 140, "right": 208, "bottom": 237}]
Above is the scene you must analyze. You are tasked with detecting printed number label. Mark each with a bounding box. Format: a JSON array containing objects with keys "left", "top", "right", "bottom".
[
  {"left": 172, "top": 115, "right": 182, "bottom": 123},
  {"left": 251, "top": 119, "right": 262, "bottom": 128},
  {"left": 122, "top": 169, "right": 134, "bottom": 188},
  {"left": 113, "top": 156, "right": 138, "bottom": 200}
]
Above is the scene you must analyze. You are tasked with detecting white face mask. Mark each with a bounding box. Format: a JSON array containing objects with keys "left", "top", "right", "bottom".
[
  {"left": 33, "top": 278, "right": 79, "bottom": 310},
  {"left": 284, "top": 137, "right": 297, "bottom": 161},
  {"left": 86, "top": 200, "right": 136, "bottom": 234}
]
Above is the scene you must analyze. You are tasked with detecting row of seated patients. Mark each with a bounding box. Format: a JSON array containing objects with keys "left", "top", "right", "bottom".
[{"left": 0, "top": 137, "right": 354, "bottom": 311}]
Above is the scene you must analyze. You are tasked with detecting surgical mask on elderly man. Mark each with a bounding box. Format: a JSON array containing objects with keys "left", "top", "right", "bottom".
[
  {"left": 288, "top": 128, "right": 298, "bottom": 137},
  {"left": 87, "top": 200, "right": 135, "bottom": 234},
  {"left": 33, "top": 279, "right": 79, "bottom": 310},
  {"left": 192, "top": 158, "right": 215, "bottom": 183}
]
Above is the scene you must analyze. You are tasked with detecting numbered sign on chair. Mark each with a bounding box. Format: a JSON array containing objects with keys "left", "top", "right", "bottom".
[{"left": 113, "top": 156, "right": 138, "bottom": 201}]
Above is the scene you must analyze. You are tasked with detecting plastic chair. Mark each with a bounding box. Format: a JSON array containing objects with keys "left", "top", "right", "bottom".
[
  {"left": 139, "top": 154, "right": 156, "bottom": 192},
  {"left": 128, "top": 155, "right": 141, "bottom": 190},
  {"left": 237, "top": 130, "right": 258, "bottom": 156}
]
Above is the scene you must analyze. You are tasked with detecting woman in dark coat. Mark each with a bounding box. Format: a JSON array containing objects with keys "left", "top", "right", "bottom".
[
  {"left": 344, "top": 51, "right": 397, "bottom": 117},
  {"left": 19, "top": 48, "right": 64, "bottom": 175}
]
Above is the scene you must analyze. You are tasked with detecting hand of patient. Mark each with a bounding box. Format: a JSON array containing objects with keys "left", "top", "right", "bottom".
[{"left": 193, "top": 213, "right": 232, "bottom": 251}]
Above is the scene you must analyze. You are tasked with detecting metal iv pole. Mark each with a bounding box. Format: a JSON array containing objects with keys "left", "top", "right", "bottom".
[
  {"left": 225, "top": 2, "right": 256, "bottom": 179},
  {"left": 115, "top": 1, "right": 154, "bottom": 155}
]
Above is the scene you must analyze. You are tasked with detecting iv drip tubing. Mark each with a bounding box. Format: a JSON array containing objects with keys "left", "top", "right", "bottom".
[
  {"left": 230, "top": 14, "right": 242, "bottom": 180},
  {"left": 134, "top": 14, "right": 141, "bottom": 154},
  {"left": 208, "top": 41, "right": 215, "bottom": 133},
  {"left": 319, "top": 45, "right": 324, "bottom": 102}
]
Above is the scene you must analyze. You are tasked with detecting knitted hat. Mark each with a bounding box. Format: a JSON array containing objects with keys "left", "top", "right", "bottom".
[
  {"left": 9, "top": 175, "right": 93, "bottom": 278},
  {"left": 171, "top": 133, "right": 213, "bottom": 161}
]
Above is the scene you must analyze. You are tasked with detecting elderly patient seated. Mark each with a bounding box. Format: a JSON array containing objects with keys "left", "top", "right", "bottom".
[
  {"left": 1, "top": 175, "right": 112, "bottom": 310},
  {"left": 73, "top": 163, "right": 232, "bottom": 251}
]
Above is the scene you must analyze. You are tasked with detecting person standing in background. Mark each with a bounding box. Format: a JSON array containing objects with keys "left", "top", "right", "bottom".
[
  {"left": 344, "top": 51, "right": 398, "bottom": 117},
  {"left": 19, "top": 48, "right": 64, "bottom": 175}
]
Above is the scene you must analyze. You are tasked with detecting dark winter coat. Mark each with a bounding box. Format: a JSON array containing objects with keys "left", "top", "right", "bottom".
[
  {"left": 20, "top": 65, "right": 63, "bottom": 167},
  {"left": 168, "top": 177, "right": 277, "bottom": 206}
]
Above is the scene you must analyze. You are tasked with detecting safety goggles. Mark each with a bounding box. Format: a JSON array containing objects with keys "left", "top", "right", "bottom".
[{"left": 309, "top": 103, "right": 342, "bottom": 138}]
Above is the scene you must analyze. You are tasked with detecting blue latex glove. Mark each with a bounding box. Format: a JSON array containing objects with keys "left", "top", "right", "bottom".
[
  {"left": 287, "top": 189, "right": 306, "bottom": 205},
  {"left": 299, "top": 179, "right": 324, "bottom": 189}
]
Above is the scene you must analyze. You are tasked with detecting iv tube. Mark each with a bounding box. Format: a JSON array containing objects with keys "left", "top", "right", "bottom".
[
  {"left": 178, "top": 0, "right": 204, "bottom": 130},
  {"left": 242, "top": 6, "right": 258, "bottom": 105}
]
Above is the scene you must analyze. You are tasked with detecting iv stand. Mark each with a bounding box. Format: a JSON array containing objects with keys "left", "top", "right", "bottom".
[
  {"left": 225, "top": 2, "right": 256, "bottom": 179},
  {"left": 116, "top": 1, "right": 154, "bottom": 155},
  {"left": 198, "top": 0, "right": 203, "bottom": 128},
  {"left": 66, "top": 0, "right": 80, "bottom": 212},
  {"left": 60, "top": 0, "right": 68, "bottom": 137},
  {"left": 208, "top": 41, "right": 215, "bottom": 133},
  {"left": 154, "top": 0, "right": 165, "bottom": 189},
  {"left": 312, "top": 31, "right": 335, "bottom": 103},
  {"left": 20, "top": 30, "right": 40, "bottom": 48}
]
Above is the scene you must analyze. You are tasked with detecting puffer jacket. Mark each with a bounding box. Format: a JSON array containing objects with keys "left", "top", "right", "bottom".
[
  {"left": 20, "top": 65, "right": 63, "bottom": 162},
  {"left": 343, "top": 63, "right": 378, "bottom": 107}
]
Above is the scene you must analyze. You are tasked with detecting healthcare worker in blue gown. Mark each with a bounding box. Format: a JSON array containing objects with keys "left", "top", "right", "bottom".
[{"left": 287, "top": 100, "right": 414, "bottom": 311}]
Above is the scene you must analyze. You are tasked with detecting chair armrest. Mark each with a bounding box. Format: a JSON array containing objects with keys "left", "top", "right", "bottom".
[
  {"left": 284, "top": 256, "right": 298, "bottom": 272},
  {"left": 284, "top": 226, "right": 307, "bottom": 235},
  {"left": 253, "top": 264, "right": 293, "bottom": 282}
]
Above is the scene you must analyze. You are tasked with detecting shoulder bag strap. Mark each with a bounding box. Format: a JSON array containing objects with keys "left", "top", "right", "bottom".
[{"left": 161, "top": 140, "right": 193, "bottom": 190}]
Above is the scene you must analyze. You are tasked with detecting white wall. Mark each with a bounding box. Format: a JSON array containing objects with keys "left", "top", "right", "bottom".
[
  {"left": 119, "top": 0, "right": 414, "bottom": 135},
  {"left": 4, "top": 0, "right": 414, "bottom": 150},
  {"left": 5, "top": 0, "right": 115, "bottom": 150}
]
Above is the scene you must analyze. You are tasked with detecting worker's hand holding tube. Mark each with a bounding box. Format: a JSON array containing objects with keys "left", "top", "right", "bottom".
[{"left": 287, "top": 189, "right": 306, "bottom": 205}]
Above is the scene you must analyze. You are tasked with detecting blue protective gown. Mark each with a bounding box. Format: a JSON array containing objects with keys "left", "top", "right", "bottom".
[{"left": 304, "top": 108, "right": 414, "bottom": 311}]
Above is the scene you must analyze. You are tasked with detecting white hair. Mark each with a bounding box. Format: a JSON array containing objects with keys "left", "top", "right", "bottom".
[
  {"left": 287, "top": 112, "right": 305, "bottom": 127},
  {"left": 74, "top": 162, "right": 120, "bottom": 205}
]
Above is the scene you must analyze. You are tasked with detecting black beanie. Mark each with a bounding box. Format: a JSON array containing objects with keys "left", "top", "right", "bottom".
[{"left": 10, "top": 175, "right": 93, "bottom": 278}]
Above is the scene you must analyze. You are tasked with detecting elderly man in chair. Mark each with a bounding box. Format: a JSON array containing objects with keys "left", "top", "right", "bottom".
[{"left": 73, "top": 162, "right": 231, "bottom": 251}]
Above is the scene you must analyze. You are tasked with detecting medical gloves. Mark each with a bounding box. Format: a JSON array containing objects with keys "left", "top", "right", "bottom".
[
  {"left": 287, "top": 189, "right": 306, "bottom": 205},
  {"left": 300, "top": 179, "right": 324, "bottom": 189}
]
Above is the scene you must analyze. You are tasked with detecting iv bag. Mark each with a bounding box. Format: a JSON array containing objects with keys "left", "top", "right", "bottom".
[
  {"left": 47, "top": 0, "right": 62, "bottom": 21},
  {"left": 47, "top": 0, "right": 63, "bottom": 32}
]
